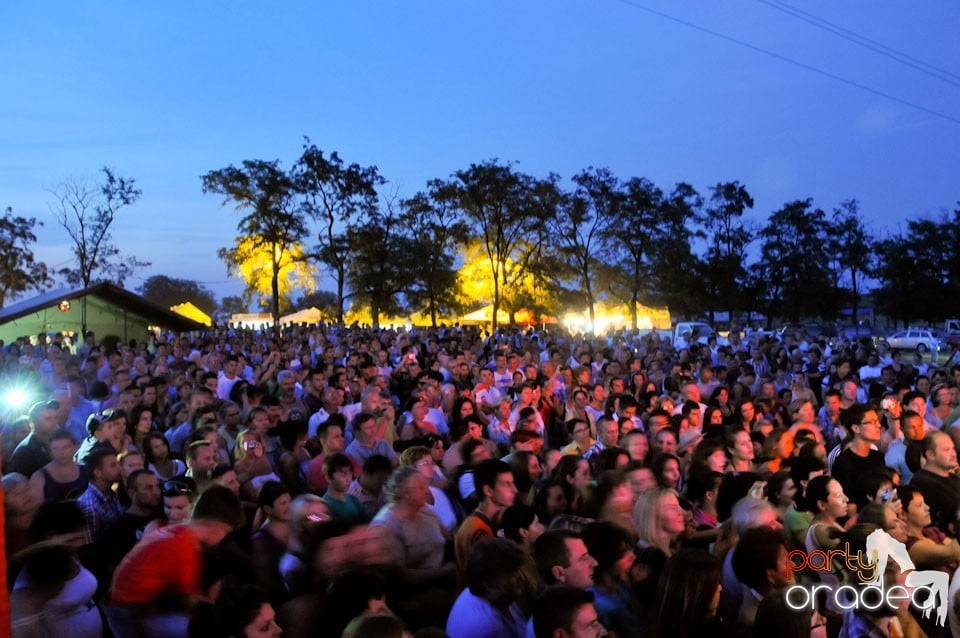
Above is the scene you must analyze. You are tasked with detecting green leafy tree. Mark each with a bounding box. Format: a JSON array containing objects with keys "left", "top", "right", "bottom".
[
  {"left": 295, "top": 141, "right": 384, "bottom": 324},
  {"left": 139, "top": 275, "right": 217, "bottom": 316},
  {"left": 700, "top": 181, "right": 755, "bottom": 322},
  {"left": 403, "top": 181, "right": 469, "bottom": 327},
  {"left": 346, "top": 199, "right": 413, "bottom": 329},
  {"left": 0, "top": 207, "right": 53, "bottom": 308},
  {"left": 874, "top": 232, "right": 921, "bottom": 325},
  {"left": 600, "top": 179, "right": 702, "bottom": 326},
  {"left": 520, "top": 175, "right": 566, "bottom": 325},
  {"left": 755, "top": 199, "right": 836, "bottom": 323},
  {"left": 648, "top": 182, "right": 704, "bottom": 319},
  {"left": 291, "top": 291, "right": 340, "bottom": 320},
  {"left": 201, "top": 159, "right": 309, "bottom": 326},
  {"left": 51, "top": 167, "right": 149, "bottom": 287},
  {"left": 548, "top": 168, "right": 618, "bottom": 331},
  {"left": 600, "top": 176, "right": 662, "bottom": 328},
  {"left": 448, "top": 160, "right": 548, "bottom": 330},
  {"left": 827, "top": 199, "right": 875, "bottom": 325},
  {"left": 875, "top": 214, "right": 957, "bottom": 324}
]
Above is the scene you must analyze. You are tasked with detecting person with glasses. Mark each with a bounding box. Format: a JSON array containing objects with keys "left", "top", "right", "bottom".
[
  {"left": 399, "top": 445, "right": 459, "bottom": 534},
  {"left": 532, "top": 586, "right": 607, "bottom": 638},
  {"left": 564, "top": 388, "right": 597, "bottom": 441},
  {"left": 561, "top": 418, "right": 595, "bottom": 457},
  {"left": 829, "top": 404, "right": 886, "bottom": 510}
]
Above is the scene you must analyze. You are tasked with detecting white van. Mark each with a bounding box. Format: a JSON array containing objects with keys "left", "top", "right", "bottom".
[{"left": 673, "top": 322, "right": 716, "bottom": 347}]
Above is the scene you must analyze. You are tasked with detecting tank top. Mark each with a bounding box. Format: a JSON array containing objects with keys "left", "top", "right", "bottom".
[
  {"left": 41, "top": 466, "right": 89, "bottom": 501},
  {"left": 805, "top": 522, "right": 844, "bottom": 614}
]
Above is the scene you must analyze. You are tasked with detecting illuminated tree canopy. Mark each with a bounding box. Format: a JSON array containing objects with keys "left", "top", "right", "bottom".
[{"left": 219, "top": 237, "right": 317, "bottom": 315}]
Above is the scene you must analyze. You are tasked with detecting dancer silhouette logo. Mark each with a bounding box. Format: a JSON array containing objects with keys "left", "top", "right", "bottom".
[{"left": 784, "top": 529, "right": 948, "bottom": 627}]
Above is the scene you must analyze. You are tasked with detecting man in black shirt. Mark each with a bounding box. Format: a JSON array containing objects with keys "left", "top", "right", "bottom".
[
  {"left": 910, "top": 431, "right": 960, "bottom": 536},
  {"left": 831, "top": 404, "right": 885, "bottom": 512},
  {"left": 7, "top": 400, "right": 60, "bottom": 477},
  {"left": 95, "top": 468, "right": 161, "bottom": 596}
]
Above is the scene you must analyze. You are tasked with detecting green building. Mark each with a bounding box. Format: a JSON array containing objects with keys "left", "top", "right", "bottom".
[{"left": 0, "top": 282, "right": 205, "bottom": 346}]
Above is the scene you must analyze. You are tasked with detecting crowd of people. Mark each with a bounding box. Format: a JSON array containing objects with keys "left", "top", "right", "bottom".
[{"left": 4, "top": 321, "right": 960, "bottom": 637}]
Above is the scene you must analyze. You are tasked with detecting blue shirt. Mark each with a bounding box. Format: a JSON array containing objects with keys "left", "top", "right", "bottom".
[
  {"left": 446, "top": 588, "right": 526, "bottom": 638},
  {"left": 77, "top": 482, "right": 123, "bottom": 544}
]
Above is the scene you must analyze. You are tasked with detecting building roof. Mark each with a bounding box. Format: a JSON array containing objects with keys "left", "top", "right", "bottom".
[{"left": 0, "top": 282, "right": 206, "bottom": 332}]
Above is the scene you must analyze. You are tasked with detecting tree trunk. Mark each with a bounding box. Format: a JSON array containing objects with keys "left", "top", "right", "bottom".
[
  {"left": 492, "top": 272, "right": 501, "bottom": 332},
  {"left": 851, "top": 270, "right": 860, "bottom": 328},
  {"left": 336, "top": 272, "right": 345, "bottom": 325},
  {"left": 271, "top": 257, "right": 281, "bottom": 327},
  {"left": 585, "top": 276, "right": 595, "bottom": 334}
]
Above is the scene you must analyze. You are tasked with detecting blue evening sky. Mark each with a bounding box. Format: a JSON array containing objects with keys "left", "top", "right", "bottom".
[{"left": 2, "top": 1, "right": 958, "bottom": 302}]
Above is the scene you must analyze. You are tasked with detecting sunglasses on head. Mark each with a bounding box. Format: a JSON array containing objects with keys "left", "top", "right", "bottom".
[{"left": 162, "top": 480, "right": 193, "bottom": 497}]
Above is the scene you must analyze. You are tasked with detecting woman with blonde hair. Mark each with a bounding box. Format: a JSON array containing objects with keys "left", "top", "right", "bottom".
[
  {"left": 633, "top": 487, "right": 686, "bottom": 557},
  {"left": 234, "top": 428, "right": 280, "bottom": 500}
]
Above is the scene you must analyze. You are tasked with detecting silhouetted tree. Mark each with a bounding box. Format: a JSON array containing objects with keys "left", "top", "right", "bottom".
[
  {"left": 51, "top": 167, "right": 149, "bottom": 287},
  {"left": 755, "top": 199, "right": 835, "bottom": 323},
  {"left": 548, "top": 167, "right": 618, "bottom": 331},
  {"left": 139, "top": 275, "right": 217, "bottom": 316},
  {"left": 202, "top": 159, "right": 308, "bottom": 326},
  {"left": 446, "top": 160, "right": 548, "bottom": 330},
  {"left": 403, "top": 181, "right": 469, "bottom": 327},
  {"left": 700, "top": 181, "right": 754, "bottom": 323},
  {"left": 827, "top": 199, "right": 875, "bottom": 325},
  {"left": 0, "top": 207, "right": 52, "bottom": 308},
  {"left": 295, "top": 141, "right": 384, "bottom": 324}
]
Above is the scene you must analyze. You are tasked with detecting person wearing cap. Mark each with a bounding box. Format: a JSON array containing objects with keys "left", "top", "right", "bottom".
[
  {"left": 8, "top": 400, "right": 61, "bottom": 477},
  {"left": 74, "top": 408, "right": 127, "bottom": 465}
]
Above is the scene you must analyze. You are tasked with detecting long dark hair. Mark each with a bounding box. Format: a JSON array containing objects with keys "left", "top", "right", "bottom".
[
  {"left": 798, "top": 474, "right": 834, "bottom": 514},
  {"left": 650, "top": 549, "right": 721, "bottom": 638}
]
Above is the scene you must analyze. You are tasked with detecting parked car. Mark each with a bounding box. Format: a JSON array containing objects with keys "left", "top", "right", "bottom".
[
  {"left": 673, "top": 321, "right": 716, "bottom": 347},
  {"left": 942, "top": 319, "right": 960, "bottom": 348},
  {"left": 882, "top": 329, "right": 944, "bottom": 353}
]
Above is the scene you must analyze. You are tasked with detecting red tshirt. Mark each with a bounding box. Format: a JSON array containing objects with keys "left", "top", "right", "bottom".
[{"left": 110, "top": 525, "right": 202, "bottom": 604}]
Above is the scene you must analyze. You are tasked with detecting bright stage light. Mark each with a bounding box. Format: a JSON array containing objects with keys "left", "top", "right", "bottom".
[{"left": 2, "top": 387, "right": 29, "bottom": 410}]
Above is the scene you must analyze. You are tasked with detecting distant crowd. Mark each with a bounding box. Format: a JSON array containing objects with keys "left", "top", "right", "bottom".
[{"left": 4, "top": 322, "right": 960, "bottom": 637}]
